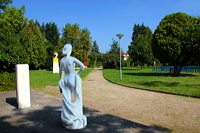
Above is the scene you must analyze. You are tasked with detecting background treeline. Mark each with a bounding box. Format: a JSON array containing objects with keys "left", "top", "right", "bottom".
[
  {"left": 127, "top": 12, "right": 200, "bottom": 76},
  {"left": 1, "top": 1, "right": 199, "bottom": 74},
  {"left": 101, "top": 13, "right": 200, "bottom": 72},
  {"left": 0, "top": 1, "right": 93, "bottom": 72},
  {"left": 1, "top": 0, "right": 200, "bottom": 92},
  {"left": 0, "top": 0, "right": 95, "bottom": 91}
]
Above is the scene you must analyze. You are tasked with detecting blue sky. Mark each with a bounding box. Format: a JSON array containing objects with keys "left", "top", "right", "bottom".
[{"left": 12, "top": 0, "right": 200, "bottom": 53}]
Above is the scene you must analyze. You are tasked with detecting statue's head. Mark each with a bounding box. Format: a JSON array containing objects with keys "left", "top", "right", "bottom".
[{"left": 62, "top": 44, "right": 72, "bottom": 56}]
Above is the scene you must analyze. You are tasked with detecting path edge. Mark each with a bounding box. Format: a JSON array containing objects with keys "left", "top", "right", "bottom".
[{"left": 101, "top": 69, "right": 200, "bottom": 99}]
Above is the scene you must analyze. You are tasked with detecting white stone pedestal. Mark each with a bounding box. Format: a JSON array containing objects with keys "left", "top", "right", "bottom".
[
  {"left": 53, "top": 57, "right": 59, "bottom": 73},
  {"left": 53, "top": 62, "right": 59, "bottom": 73},
  {"left": 16, "top": 64, "right": 31, "bottom": 109}
]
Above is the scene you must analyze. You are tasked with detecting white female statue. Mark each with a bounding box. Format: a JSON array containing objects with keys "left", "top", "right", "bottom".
[{"left": 59, "top": 44, "right": 87, "bottom": 129}]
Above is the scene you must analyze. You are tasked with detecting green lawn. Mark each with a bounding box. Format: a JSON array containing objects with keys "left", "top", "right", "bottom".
[
  {"left": 30, "top": 68, "right": 93, "bottom": 89},
  {"left": 103, "top": 67, "right": 200, "bottom": 97},
  {"left": 29, "top": 66, "right": 200, "bottom": 96}
]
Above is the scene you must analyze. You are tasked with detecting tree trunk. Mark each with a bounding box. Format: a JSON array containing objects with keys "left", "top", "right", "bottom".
[
  {"left": 140, "top": 62, "right": 144, "bottom": 69},
  {"left": 173, "top": 63, "right": 181, "bottom": 76}
]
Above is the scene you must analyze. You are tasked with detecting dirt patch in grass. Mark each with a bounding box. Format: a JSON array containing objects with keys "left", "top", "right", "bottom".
[{"left": 34, "top": 85, "right": 62, "bottom": 98}]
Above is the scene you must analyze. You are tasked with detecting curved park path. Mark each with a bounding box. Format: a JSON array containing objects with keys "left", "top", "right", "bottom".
[{"left": 82, "top": 69, "right": 200, "bottom": 132}]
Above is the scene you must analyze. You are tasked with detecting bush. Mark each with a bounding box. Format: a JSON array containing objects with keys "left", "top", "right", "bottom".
[
  {"left": 0, "top": 72, "right": 16, "bottom": 92},
  {"left": 88, "top": 53, "right": 103, "bottom": 67},
  {"left": 102, "top": 53, "right": 124, "bottom": 69},
  {"left": 96, "top": 54, "right": 103, "bottom": 66},
  {"left": 124, "top": 58, "right": 133, "bottom": 67},
  {"left": 88, "top": 54, "right": 96, "bottom": 67}
]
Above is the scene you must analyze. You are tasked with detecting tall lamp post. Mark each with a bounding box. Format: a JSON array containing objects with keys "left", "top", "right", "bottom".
[{"left": 116, "top": 34, "right": 124, "bottom": 80}]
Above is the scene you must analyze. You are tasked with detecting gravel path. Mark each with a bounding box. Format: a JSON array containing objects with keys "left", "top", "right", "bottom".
[{"left": 82, "top": 69, "right": 200, "bottom": 132}]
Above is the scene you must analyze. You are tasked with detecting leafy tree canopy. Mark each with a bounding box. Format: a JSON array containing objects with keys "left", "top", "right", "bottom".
[
  {"left": 128, "top": 24, "right": 154, "bottom": 68},
  {"left": 61, "top": 23, "right": 92, "bottom": 62},
  {"left": 0, "top": 0, "right": 12, "bottom": 12},
  {"left": 152, "top": 12, "right": 200, "bottom": 74},
  {"left": 0, "top": 5, "right": 27, "bottom": 72}
]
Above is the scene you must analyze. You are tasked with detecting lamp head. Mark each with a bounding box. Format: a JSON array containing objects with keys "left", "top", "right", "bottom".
[{"left": 116, "top": 34, "right": 124, "bottom": 39}]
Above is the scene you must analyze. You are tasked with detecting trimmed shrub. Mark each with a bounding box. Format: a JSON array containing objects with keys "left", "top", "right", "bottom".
[
  {"left": 0, "top": 72, "right": 16, "bottom": 92},
  {"left": 102, "top": 53, "right": 124, "bottom": 69}
]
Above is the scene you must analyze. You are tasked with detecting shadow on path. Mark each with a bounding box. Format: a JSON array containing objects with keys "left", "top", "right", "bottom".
[
  {"left": 0, "top": 105, "right": 169, "bottom": 133},
  {"left": 0, "top": 90, "right": 169, "bottom": 133},
  {"left": 6, "top": 97, "right": 18, "bottom": 108}
]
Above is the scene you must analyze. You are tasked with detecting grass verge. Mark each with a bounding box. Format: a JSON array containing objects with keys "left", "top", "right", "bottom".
[
  {"left": 103, "top": 67, "right": 200, "bottom": 97},
  {"left": 30, "top": 68, "right": 93, "bottom": 89}
]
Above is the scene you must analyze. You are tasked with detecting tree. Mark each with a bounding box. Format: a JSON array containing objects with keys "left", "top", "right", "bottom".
[
  {"left": 91, "top": 40, "right": 100, "bottom": 54},
  {"left": 131, "top": 23, "right": 146, "bottom": 44},
  {"left": 152, "top": 12, "right": 200, "bottom": 75},
  {"left": 102, "top": 39, "right": 124, "bottom": 69},
  {"left": 182, "top": 16, "right": 200, "bottom": 65},
  {"left": 75, "top": 27, "right": 92, "bottom": 62},
  {"left": 0, "top": 6, "right": 27, "bottom": 72},
  {"left": 102, "top": 53, "right": 121, "bottom": 69},
  {"left": 108, "top": 39, "right": 120, "bottom": 53},
  {"left": 88, "top": 53, "right": 102, "bottom": 67},
  {"left": 0, "top": 0, "right": 12, "bottom": 12},
  {"left": 128, "top": 24, "right": 154, "bottom": 68},
  {"left": 89, "top": 40, "right": 101, "bottom": 67},
  {"left": 62, "top": 23, "right": 80, "bottom": 47},
  {"left": 20, "top": 20, "right": 47, "bottom": 69},
  {"left": 61, "top": 23, "right": 92, "bottom": 62},
  {"left": 45, "top": 22, "right": 60, "bottom": 46},
  {"left": 42, "top": 22, "right": 60, "bottom": 68},
  {"left": 39, "top": 22, "right": 46, "bottom": 35},
  {"left": 34, "top": 19, "right": 40, "bottom": 28}
]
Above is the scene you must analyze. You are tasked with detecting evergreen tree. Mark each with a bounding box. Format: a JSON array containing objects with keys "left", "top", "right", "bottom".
[
  {"left": 108, "top": 39, "right": 120, "bottom": 54},
  {"left": 35, "top": 19, "right": 40, "bottom": 28},
  {"left": 0, "top": 6, "right": 27, "bottom": 72},
  {"left": 44, "top": 22, "right": 60, "bottom": 68},
  {"left": 45, "top": 22, "right": 60, "bottom": 46},
  {"left": 20, "top": 20, "right": 47, "bottom": 69},
  {"left": 35, "top": 21, "right": 60, "bottom": 68},
  {"left": 40, "top": 22, "right": 46, "bottom": 35},
  {"left": 91, "top": 40, "right": 100, "bottom": 54},
  {"left": 131, "top": 23, "right": 145, "bottom": 44}
]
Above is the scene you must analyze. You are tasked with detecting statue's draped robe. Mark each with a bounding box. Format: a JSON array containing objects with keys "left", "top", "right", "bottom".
[{"left": 59, "top": 74, "right": 87, "bottom": 129}]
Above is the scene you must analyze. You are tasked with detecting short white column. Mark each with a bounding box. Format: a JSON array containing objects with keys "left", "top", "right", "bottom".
[
  {"left": 53, "top": 57, "right": 59, "bottom": 73},
  {"left": 16, "top": 64, "right": 31, "bottom": 109}
]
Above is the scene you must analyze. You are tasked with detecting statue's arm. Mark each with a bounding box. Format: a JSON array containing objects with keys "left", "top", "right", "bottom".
[{"left": 74, "top": 58, "right": 84, "bottom": 75}]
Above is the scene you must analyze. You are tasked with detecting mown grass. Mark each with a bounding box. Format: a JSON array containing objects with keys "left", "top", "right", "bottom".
[
  {"left": 103, "top": 67, "right": 200, "bottom": 96},
  {"left": 30, "top": 68, "right": 93, "bottom": 89}
]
